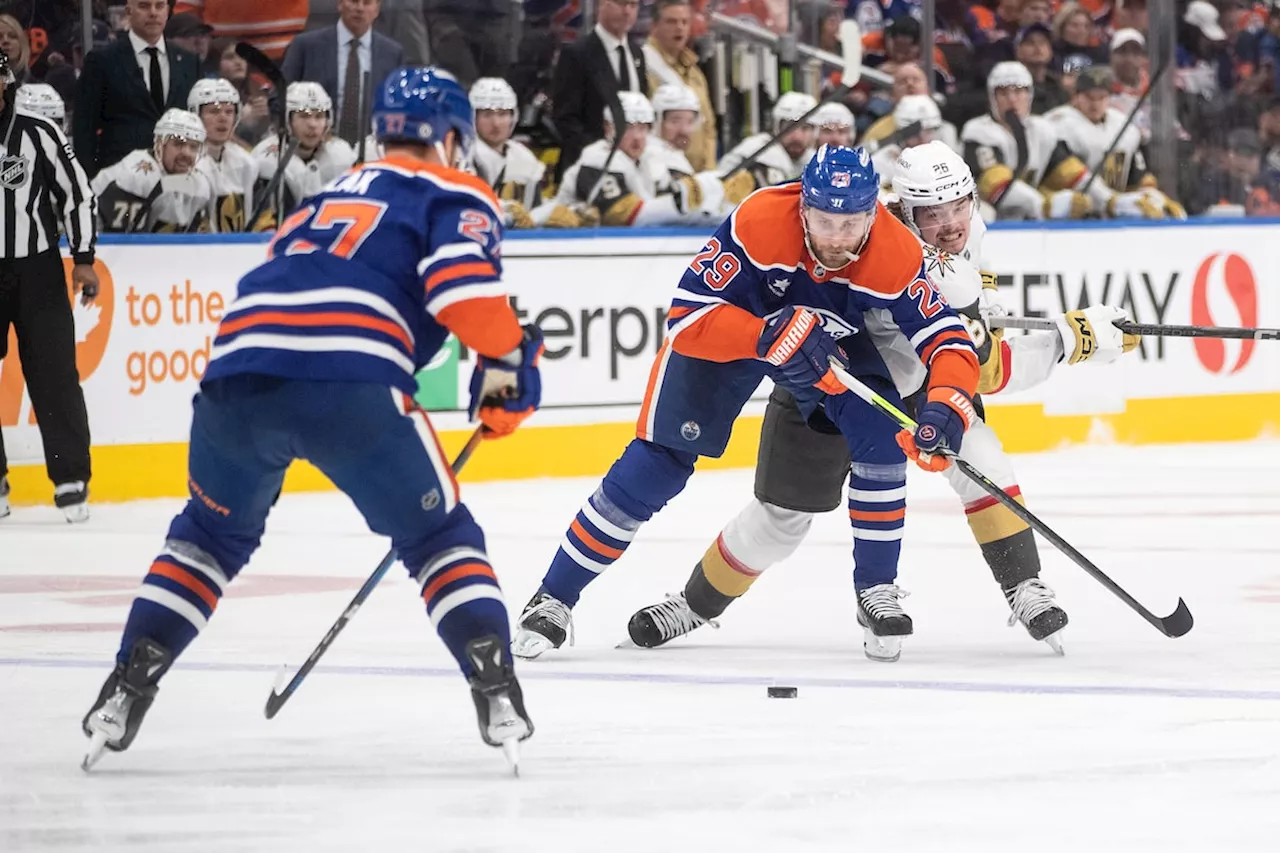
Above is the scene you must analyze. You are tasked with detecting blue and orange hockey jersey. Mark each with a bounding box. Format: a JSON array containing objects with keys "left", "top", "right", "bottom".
[
  {"left": 205, "top": 155, "right": 523, "bottom": 395},
  {"left": 663, "top": 182, "right": 980, "bottom": 397}
]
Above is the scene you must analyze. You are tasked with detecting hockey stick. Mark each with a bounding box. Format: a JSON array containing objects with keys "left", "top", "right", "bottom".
[
  {"left": 264, "top": 424, "right": 489, "bottom": 719},
  {"left": 236, "top": 42, "right": 301, "bottom": 230},
  {"left": 826, "top": 356, "right": 1194, "bottom": 639},
  {"left": 990, "top": 315, "right": 1280, "bottom": 341},
  {"left": 992, "top": 109, "right": 1030, "bottom": 217},
  {"left": 721, "top": 19, "right": 862, "bottom": 181},
  {"left": 247, "top": 138, "right": 299, "bottom": 229},
  {"left": 583, "top": 75, "right": 631, "bottom": 207},
  {"left": 1079, "top": 59, "right": 1170, "bottom": 197}
]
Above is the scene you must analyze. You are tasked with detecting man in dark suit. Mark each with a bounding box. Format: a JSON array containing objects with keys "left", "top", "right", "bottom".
[
  {"left": 73, "top": 0, "right": 200, "bottom": 178},
  {"left": 550, "top": 0, "right": 649, "bottom": 181},
  {"left": 282, "top": 0, "right": 406, "bottom": 146}
]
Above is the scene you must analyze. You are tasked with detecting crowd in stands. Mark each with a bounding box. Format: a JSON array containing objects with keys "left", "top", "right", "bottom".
[{"left": 8, "top": 0, "right": 1280, "bottom": 231}]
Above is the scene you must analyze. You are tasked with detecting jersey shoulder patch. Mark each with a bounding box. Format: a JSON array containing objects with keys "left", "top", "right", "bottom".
[{"left": 726, "top": 183, "right": 806, "bottom": 271}]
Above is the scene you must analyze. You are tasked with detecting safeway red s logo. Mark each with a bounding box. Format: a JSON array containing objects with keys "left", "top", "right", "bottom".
[{"left": 1191, "top": 252, "right": 1257, "bottom": 374}]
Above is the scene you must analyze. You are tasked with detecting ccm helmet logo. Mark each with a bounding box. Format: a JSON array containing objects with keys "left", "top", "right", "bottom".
[{"left": 1191, "top": 252, "right": 1257, "bottom": 375}]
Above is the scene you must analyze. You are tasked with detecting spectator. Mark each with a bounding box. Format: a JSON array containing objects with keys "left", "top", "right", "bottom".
[
  {"left": 1110, "top": 0, "right": 1148, "bottom": 35},
  {"left": 173, "top": 0, "right": 310, "bottom": 63},
  {"left": 972, "top": 0, "right": 1022, "bottom": 68},
  {"left": 0, "top": 15, "right": 31, "bottom": 85},
  {"left": 164, "top": 13, "right": 213, "bottom": 64},
  {"left": 858, "top": 61, "right": 927, "bottom": 147},
  {"left": 3, "top": 0, "right": 80, "bottom": 80},
  {"left": 73, "top": 0, "right": 200, "bottom": 178},
  {"left": 281, "top": 0, "right": 405, "bottom": 147},
  {"left": 1019, "top": 0, "right": 1053, "bottom": 28},
  {"left": 549, "top": 0, "right": 649, "bottom": 182},
  {"left": 305, "top": 0, "right": 429, "bottom": 66},
  {"left": 1060, "top": 53, "right": 1095, "bottom": 96},
  {"left": 1016, "top": 24, "right": 1068, "bottom": 113},
  {"left": 1260, "top": 96, "right": 1280, "bottom": 171},
  {"left": 1178, "top": 1, "right": 1234, "bottom": 101},
  {"left": 1052, "top": 2, "right": 1107, "bottom": 67},
  {"left": 1109, "top": 28, "right": 1149, "bottom": 137},
  {"left": 643, "top": 0, "right": 716, "bottom": 171},
  {"left": 862, "top": 15, "right": 953, "bottom": 92},
  {"left": 207, "top": 36, "right": 271, "bottom": 146},
  {"left": 423, "top": 0, "right": 516, "bottom": 87}
]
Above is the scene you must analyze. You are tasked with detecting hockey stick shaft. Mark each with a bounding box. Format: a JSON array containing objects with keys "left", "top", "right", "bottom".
[
  {"left": 247, "top": 139, "right": 299, "bottom": 230},
  {"left": 264, "top": 424, "right": 488, "bottom": 719},
  {"left": 721, "top": 20, "right": 862, "bottom": 181},
  {"left": 1079, "top": 59, "right": 1169, "bottom": 196},
  {"left": 825, "top": 356, "right": 1193, "bottom": 638},
  {"left": 990, "top": 315, "right": 1280, "bottom": 341}
]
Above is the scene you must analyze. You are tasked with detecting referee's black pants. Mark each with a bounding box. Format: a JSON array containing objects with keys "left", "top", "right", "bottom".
[{"left": 0, "top": 249, "right": 92, "bottom": 487}]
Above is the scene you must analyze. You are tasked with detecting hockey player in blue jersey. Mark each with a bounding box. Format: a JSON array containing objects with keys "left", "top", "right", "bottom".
[
  {"left": 82, "top": 67, "right": 544, "bottom": 771},
  {"left": 512, "top": 145, "right": 981, "bottom": 662}
]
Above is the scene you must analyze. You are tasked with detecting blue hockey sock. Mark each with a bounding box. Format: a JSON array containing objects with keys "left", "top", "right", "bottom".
[
  {"left": 848, "top": 462, "right": 907, "bottom": 590},
  {"left": 542, "top": 486, "right": 642, "bottom": 606},
  {"left": 117, "top": 540, "right": 230, "bottom": 667},
  {"left": 416, "top": 547, "right": 510, "bottom": 677}
]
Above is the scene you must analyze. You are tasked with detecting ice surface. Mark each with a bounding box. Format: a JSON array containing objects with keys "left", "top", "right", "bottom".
[{"left": 3, "top": 441, "right": 1279, "bottom": 852}]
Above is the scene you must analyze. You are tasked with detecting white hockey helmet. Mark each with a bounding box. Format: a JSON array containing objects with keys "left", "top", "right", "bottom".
[
  {"left": 772, "top": 91, "right": 818, "bottom": 129},
  {"left": 15, "top": 83, "right": 66, "bottom": 124},
  {"left": 470, "top": 77, "right": 517, "bottom": 113},
  {"left": 287, "top": 81, "right": 333, "bottom": 128},
  {"left": 987, "top": 60, "right": 1034, "bottom": 114},
  {"left": 604, "top": 91, "right": 656, "bottom": 127},
  {"left": 892, "top": 94, "right": 942, "bottom": 132},
  {"left": 188, "top": 77, "right": 241, "bottom": 120},
  {"left": 810, "top": 101, "right": 854, "bottom": 129},
  {"left": 891, "top": 140, "right": 977, "bottom": 228},
  {"left": 651, "top": 82, "right": 702, "bottom": 123},
  {"left": 154, "top": 108, "right": 208, "bottom": 145}
]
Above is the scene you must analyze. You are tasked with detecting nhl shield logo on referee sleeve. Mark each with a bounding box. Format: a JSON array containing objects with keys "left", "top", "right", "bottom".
[{"left": 0, "top": 154, "right": 30, "bottom": 190}]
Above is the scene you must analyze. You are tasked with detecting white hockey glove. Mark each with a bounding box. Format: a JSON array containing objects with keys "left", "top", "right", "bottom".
[
  {"left": 977, "top": 273, "right": 1011, "bottom": 323},
  {"left": 1043, "top": 189, "right": 1091, "bottom": 220},
  {"left": 673, "top": 172, "right": 727, "bottom": 217},
  {"left": 1140, "top": 187, "right": 1187, "bottom": 219},
  {"left": 1055, "top": 305, "right": 1141, "bottom": 365},
  {"left": 998, "top": 181, "right": 1046, "bottom": 220},
  {"left": 1107, "top": 191, "right": 1164, "bottom": 219}
]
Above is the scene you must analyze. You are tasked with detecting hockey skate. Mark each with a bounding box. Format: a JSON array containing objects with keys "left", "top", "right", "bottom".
[
  {"left": 81, "top": 638, "right": 172, "bottom": 771},
  {"left": 0, "top": 476, "right": 9, "bottom": 519},
  {"left": 1005, "top": 579, "right": 1067, "bottom": 655},
  {"left": 511, "top": 590, "right": 573, "bottom": 660},
  {"left": 855, "top": 584, "right": 913, "bottom": 663},
  {"left": 465, "top": 635, "right": 533, "bottom": 776},
  {"left": 625, "top": 592, "right": 717, "bottom": 648},
  {"left": 55, "top": 481, "right": 89, "bottom": 524}
]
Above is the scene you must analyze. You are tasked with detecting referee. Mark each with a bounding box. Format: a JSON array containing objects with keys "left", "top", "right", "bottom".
[{"left": 0, "top": 48, "right": 98, "bottom": 523}]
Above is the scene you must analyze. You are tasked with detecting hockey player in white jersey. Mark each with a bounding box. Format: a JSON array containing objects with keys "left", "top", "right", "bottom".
[
  {"left": 190, "top": 78, "right": 257, "bottom": 232},
  {"left": 625, "top": 140, "right": 1141, "bottom": 660},
  {"left": 870, "top": 94, "right": 946, "bottom": 189},
  {"left": 648, "top": 82, "right": 701, "bottom": 180},
  {"left": 16, "top": 83, "right": 66, "bottom": 130},
  {"left": 811, "top": 101, "right": 854, "bottom": 148},
  {"left": 717, "top": 90, "right": 818, "bottom": 190},
  {"left": 252, "top": 82, "right": 356, "bottom": 220},
  {"left": 470, "top": 77, "right": 547, "bottom": 229},
  {"left": 1045, "top": 67, "right": 1185, "bottom": 220},
  {"left": 961, "top": 61, "right": 1096, "bottom": 221},
  {"left": 534, "top": 91, "right": 727, "bottom": 227},
  {"left": 92, "top": 108, "right": 213, "bottom": 233}
]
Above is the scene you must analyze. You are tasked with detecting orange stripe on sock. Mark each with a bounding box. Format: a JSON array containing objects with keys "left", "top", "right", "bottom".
[
  {"left": 421, "top": 562, "right": 497, "bottom": 604},
  {"left": 570, "top": 519, "right": 625, "bottom": 560},
  {"left": 148, "top": 560, "right": 219, "bottom": 611},
  {"left": 849, "top": 507, "right": 907, "bottom": 523}
]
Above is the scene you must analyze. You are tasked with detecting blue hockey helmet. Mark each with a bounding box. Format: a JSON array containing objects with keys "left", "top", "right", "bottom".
[
  {"left": 800, "top": 144, "right": 880, "bottom": 215},
  {"left": 373, "top": 66, "right": 475, "bottom": 156}
]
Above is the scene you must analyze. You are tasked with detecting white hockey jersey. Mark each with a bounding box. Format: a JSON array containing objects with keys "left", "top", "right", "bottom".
[
  {"left": 1044, "top": 104, "right": 1148, "bottom": 193},
  {"left": 252, "top": 134, "right": 357, "bottom": 212},
  {"left": 196, "top": 143, "right": 257, "bottom": 233},
  {"left": 91, "top": 150, "right": 213, "bottom": 232},
  {"left": 960, "top": 113, "right": 1086, "bottom": 219},
  {"left": 716, "top": 133, "right": 812, "bottom": 189},
  {"left": 473, "top": 137, "right": 548, "bottom": 209}
]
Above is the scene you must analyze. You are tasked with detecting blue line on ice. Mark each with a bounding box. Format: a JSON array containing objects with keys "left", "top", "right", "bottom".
[{"left": 3, "top": 657, "right": 1278, "bottom": 702}]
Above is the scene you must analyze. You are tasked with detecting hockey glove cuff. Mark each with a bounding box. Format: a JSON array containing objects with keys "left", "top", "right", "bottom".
[
  {"left": 1056, "top": 305, "right": 1140, "bottom": 365},
  {"left": 899, "top": 386, "right": 977, "bottom": 471},
  {"left": 757, "top": 307, "right": 847, "bottom": 396},
  {"left": 468, "top": 324, "right": 545, "bottom": 438}
]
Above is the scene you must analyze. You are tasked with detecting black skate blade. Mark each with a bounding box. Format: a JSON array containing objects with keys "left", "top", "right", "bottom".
[{"left": 1158, "top": 598, "right": 1194, "bottom": 638}]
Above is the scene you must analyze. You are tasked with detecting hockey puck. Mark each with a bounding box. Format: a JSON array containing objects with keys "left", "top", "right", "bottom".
[{"left": 767, "top": 686, "right": 798, "bottom": 698}]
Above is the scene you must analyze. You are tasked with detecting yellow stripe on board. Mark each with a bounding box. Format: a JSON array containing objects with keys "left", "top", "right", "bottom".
[{"left": 6, "top": 392, "right": 1279, "bottom": 505}]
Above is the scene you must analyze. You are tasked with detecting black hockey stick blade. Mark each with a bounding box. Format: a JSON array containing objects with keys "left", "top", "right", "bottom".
[
  {"left": 264, "top": 424, "right": 488, "bottom": 719},
  {"left": 1159, "top": 598, "right": 1194, "bottom": 638}
]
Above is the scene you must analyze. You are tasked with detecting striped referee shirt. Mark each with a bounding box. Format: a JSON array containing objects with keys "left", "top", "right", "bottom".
[{"left": 0, "top": 99, "right": 97, "bottom": 263}]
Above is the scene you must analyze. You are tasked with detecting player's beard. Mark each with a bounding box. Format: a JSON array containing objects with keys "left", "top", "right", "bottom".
[{"left": 807, "top": 236, "right": 860, "bottom": 271}]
